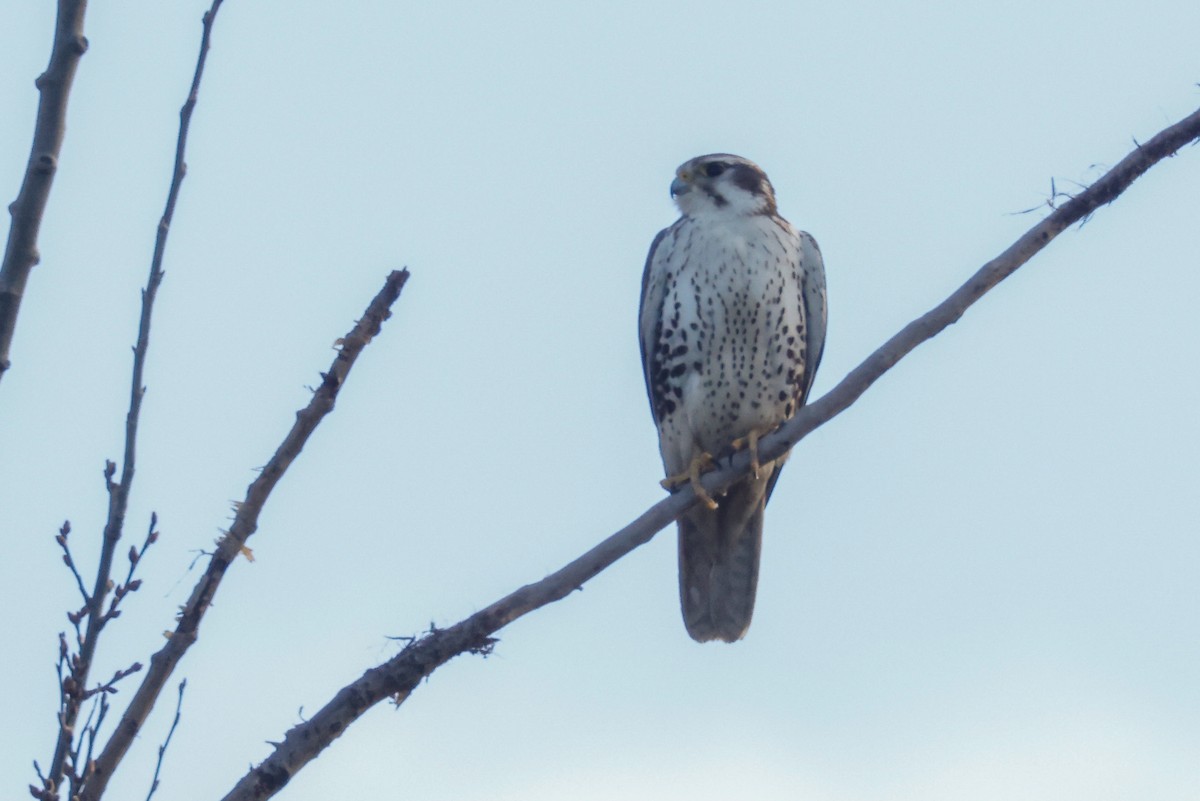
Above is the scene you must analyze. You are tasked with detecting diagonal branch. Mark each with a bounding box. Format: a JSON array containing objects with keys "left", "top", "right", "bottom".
[
  {"left": 218, "top": 103, "right": 1200, "bottom": 801},
  {"left": 78, "top": 268, "right": 411, "bottom": 801},
  {"left": 749, "top": 106, "right": 1200, "bottom": 471},
  {"left": 0, "top": 0, "right": 89, "bottom": 386}
]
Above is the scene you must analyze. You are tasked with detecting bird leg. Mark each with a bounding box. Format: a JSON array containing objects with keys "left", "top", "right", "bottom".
[
  {"left": 660, "top": 451, "right": 719, "bottom": 510},
  {"left": 730, "top": 426, "right": 775, "bottom": 479}
]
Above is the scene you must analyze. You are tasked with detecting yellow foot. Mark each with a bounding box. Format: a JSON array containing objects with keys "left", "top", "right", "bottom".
[
  {"left": 660, "top": 452, "right": 719, "bottom": 510},
  {"left": 730, "top": 426, "right": 776, "bottom": 479}
]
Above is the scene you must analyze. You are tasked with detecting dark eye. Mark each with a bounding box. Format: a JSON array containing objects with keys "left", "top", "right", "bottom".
[{"left": 704, "top": 162, "right": 726, "bottom": 178}]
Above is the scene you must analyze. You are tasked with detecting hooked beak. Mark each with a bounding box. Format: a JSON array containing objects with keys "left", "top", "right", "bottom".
[{"left": 670, "top": 175, "right": 692, "bottom": 198}]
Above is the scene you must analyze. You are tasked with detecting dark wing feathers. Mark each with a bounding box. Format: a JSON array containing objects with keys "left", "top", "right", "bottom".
[
  {"left": 638, "top": 225, "right": 671, "bottom": 426},
  {"left": 763, "top": 230, "right": 825, "bottom": 506},
  {"left": 796, "top": 231, "right": 827, "bottom": 406}
]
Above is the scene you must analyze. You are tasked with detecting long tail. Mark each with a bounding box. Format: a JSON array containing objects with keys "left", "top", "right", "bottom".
[{"left": 677, "top": 466, "right": 776, "bottom": 642}]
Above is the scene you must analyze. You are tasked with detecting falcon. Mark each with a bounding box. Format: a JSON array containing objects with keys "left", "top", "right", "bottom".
[{"left": 639, "top": 154, "right": 827, "bottom": 642}]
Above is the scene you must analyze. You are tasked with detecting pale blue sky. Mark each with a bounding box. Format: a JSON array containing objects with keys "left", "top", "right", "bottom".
[{"left": 2, "top": 3, "right": 1198, "bottom": 800}]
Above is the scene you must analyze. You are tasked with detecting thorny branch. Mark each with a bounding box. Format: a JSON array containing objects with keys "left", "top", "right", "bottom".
[
  {"left": 0, "top": 0, "right": 89, "bottom": 385},
  {"left": 217, "top": 104, "right": 1200, "bottom": 801},
  {"left": 78, "top": 267, "right": 411, "bottom": 801}
]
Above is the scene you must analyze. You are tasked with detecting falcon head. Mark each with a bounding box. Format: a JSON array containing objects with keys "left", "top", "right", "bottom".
[{"left": 670, "top": 154, "right": 778, "bottom": 218}]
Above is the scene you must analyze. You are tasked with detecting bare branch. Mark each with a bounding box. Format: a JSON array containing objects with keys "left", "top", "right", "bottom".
[
  {"left": 78, "top": 268, "right": 411, "bottom": 801},
  {"left": 54, "top": 521, "right": 90, "bottom": 605},
  {"left": 0, "top": 0, "right": 89, "bottom": 385},
  {"left": 144, "top": 680, "right": 186, "bottom": 801},
  {"left": 82, "top": 663, "right": 144, "bottom": 701},
  {"left": 100, "top": 513, "right": 158, "bottom": 624},
  {"left": 217, "top": 104, "right": 1200, "bottom": 801},
  {"left": 77, "top": 693, "right": 108, "bottom": 788},
  {"left": 37, "top": 3, "right": 223, "bottom": 797},
  {"left": 752, "top": 104, "right": 1200, "bottom": 472}
]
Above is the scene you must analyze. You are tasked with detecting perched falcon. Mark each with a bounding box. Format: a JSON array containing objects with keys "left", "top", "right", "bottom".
[{"left": 639, "top": 154, "right": 827, "bottom": 643}]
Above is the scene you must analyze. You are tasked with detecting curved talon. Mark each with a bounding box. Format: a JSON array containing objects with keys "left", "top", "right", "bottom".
[{"left": 661, "top": 452, "right": 719, "bottom": 510}]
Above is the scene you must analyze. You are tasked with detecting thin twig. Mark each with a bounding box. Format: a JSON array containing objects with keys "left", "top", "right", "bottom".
[
  {"left": 78, "top": 694, "right": 108, "bottom": 789},
  {"left": 119, "top": 513, "right": 159, "bottom": 589},
  {"left": 37, "top": 3, "right": 222, "bottom": 798},
  {"left": 217, "top": 103, "right": 1200, "bottom": 801},
  {"left": 54, "top": 521, "right": 91, "bottom": 605},
  {"left": 98, "top": 513, "right": 158, "bottom": 625},
  {"left": 0, "top": 0, "right": 89, "bottom": 385},
  {"left": 144, "top": 680, "right": 186, "bottom": 801},
  {"left": 79, "top": 268, "right": 411, "bottom": 801},
  {"left": 82, "top": 663, "right": 144, "bottom": 701}
]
